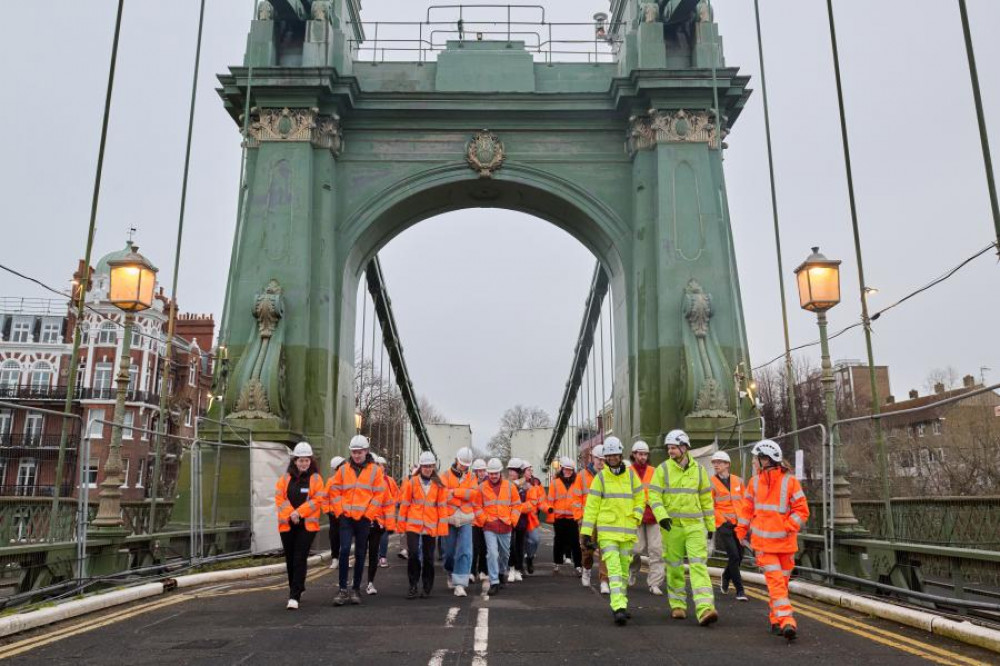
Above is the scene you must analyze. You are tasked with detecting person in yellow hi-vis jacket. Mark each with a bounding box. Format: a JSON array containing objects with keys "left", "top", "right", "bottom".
[
  {"left": 649, "top": 429, "right": 719, "bottom": 627},
  {"left": 580, "top": 437, "right": 645, "bottom": 626}
]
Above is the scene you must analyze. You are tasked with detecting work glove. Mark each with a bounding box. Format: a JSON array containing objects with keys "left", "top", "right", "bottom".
[
  {"left": 582, "top": 535, "right": 594, "bottom": 551},
  {"left": 658, "top": 517, "right": 672, "bottom": 532}
]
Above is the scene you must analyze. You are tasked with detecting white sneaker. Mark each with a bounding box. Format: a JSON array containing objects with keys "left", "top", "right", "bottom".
[
  {"left": 479, "top": 573, "right": 489, "bottom": 582},
  {"left": 552, "top": 564, "right": 560, "bottom": 575},
  {"left": 378, "top": 557, "right": 388, "bottom": 568},
  {"left": 329, "top": 559, "right": 338, "bottom": 570},
  {"left": 399, "top": 549, "right": 408, "bottom": 559},
  {"left": 514, "top": 571, "right": 523, "bottom": 582},
  {"left": 628, "top": 573, "right": 636, "bottom": 587},
  {"left": 286, "top": 599, "right": 298, "bottom": 609},
  {"left": 581, "top": 569, "right": 592, "bottom": 587},
  {"left": 446, "top": 578, "right": 455, "bottom": 589},
  {"left": 575, "top": 567, "right": 583, "bottom": 576},
  {"left": 507, "top": 570, "right": 517, "bottom": 583},
  {"left": 366, "top": 582, "right": 378, "bottom": 595},
  {"left": 469, "top": 574, "right": 477, "bottom": 584},
  {"left": 600, "top": 581, "right": 610, "bottom": 595},
  {"left": 454, "top": 585, "right": 467, "bottom": 597},
  {"left": 649, "top": 586, "right": 663, "bottom": 596},
  {"left": 563, "top": 557, "right": 573, "bottom": 565}
]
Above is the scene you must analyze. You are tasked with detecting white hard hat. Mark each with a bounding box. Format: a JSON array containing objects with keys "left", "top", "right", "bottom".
[
  {"left": 472, "top": 458, "right": 487, "bottom": 471},
  {"left": 456, "top": 447, "right": 475, "bottom": 466},
  {"left": 486, "top": 458, "right": 504, "bottom": 474},
  {"left": 375, "top": 455, "right": 387, "bottom": 465},
  {"left": 602, "top": 437, "right": 624, "bottom": 456},
  {"left": 591, "top": 444, "right": 605, "bottom": 459},
  {"left": 631, "top": 440, "right": 650, "bottom": 454},
  {"left": 559, "top": 456, "right": 576, "bottom": 470},
  {"left": 751, "top": 439, "right": 783, "bottom": 463},
  {"left": 329, "top": 455, "right": 345, "bottom": 469},
  {"left": 507, "top": 457, "right": 524, "bottom": 470},
  {"left": 291, "top": 442, "right": 314, "bottom": 458},
  {"left": 418, "top": 451, "right": 437, "bottom": 466},
  {"left": 664, "top": 429, "right": 691, "bottom": 448},
  {"left": 349, "top": 434, "right": 370, "bottom": 451},
  {"left": 711, "top": 450, "right": 731, "bottom": 464}
]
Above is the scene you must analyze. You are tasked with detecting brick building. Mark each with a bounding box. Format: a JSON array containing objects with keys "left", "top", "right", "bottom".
[{"left": 0, "top": 244, "right": 215, "bottom": 501}]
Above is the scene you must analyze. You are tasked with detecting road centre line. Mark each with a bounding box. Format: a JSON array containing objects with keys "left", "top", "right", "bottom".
[
  {"left": 472, "top": 607, "right": 489, "bottom": 666},
  {"left": 427, "top": 648, "right": 448, "bottom": 666},
  {"left": 445, "top": 607, "right": 460, "bottom": 628},
  {"left": 742, "top": 588, "right": 986, "bottom": 666}
]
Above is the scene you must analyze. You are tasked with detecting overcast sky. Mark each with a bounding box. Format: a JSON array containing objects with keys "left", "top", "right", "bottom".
[{"left": 2, "top": 1, "right": 998, "bottom": 447}]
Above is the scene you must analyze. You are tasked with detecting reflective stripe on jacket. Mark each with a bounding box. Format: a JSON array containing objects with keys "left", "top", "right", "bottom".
[
  {"left": 330, "top": 460, "right": 387, "bottom": 521},
  {"left": 711, "top": 474, "right": 744, "bottom": 528},
  {"left": 397, "top": 475, "right": 449, "bottom": 536},
  {"left": 380, "top": 475, "right": 400, "bottom": 532},
  {"left": 575, "top": 469, "right": 595, "bottom": 517},
  {"left": 476, "top": 479, "right": 522, "bottom": 528},
  {"left": 275, "top": 473, "right": 326, "bottom": 533},
  {"left": 524, "top": 481, "right": 548, "bottom": 531},
  {"left": 736, "top": 467, "right": 809, "bottom": 554},
  {"left": 649, "top": 457, "right": 715, "bottom": 532},
  {"left": 546, "top": 475, "right": 582, "bottom": 522},
  {"left": 579, "top": 467, "right": 645, "bottom": 543}
]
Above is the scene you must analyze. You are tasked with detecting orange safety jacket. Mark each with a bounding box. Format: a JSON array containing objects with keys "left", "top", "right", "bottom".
[
  {"left": 633, "top": 462, "right": 658, "bottom": 524},
  {"left": 476, "top": 479, "right": 522, "bottom": 529},
  {"left": 736, "top": 467, "right": 809, "bottom": 554},
  {"left": 275, "top": 472, "right": 326, "bottom": 533},
  {"left": 380, "top": 475, "right": 400, "bottom": 532},
  {"left": 547, "top": 474, "right": 582, "bottom": 522},
  {"left": 329, "top": 459, "right": 387, "bottom": 522},
  {"left": 440, "top": 466, "right": 481, "bottom": 519},
  {"left": 575, "top": 469, "right": 596, "bottom": 517},
  {"left": 397, "top": 474, "right": 450, "bottom": 536},
  {"left": 524, "top": 480, "right": 549, "bottom": 531},
  {"left": 711, "top": 474, "right": 745, "bottom": 528}
]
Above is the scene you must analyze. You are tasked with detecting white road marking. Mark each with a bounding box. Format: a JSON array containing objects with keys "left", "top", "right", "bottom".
[
  {"left": 428, "top": 648, "right": 449, "bottom": 666},
  {"left": 472, "top": 608, "right": 489, "bottom": 666},
  {"left": 445, "top": 606, "right": 460, "bottom": 627}
]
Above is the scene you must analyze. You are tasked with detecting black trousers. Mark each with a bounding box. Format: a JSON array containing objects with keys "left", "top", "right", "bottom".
[
  {"left": 553, "top": 518, "right": 582, "bottom": 567},
  {"left": 472, "top": 526, "right": 488, "bottom": 575},
  {"left": 717, "top": 522, "right": 745, "bottom": 593},
  {"left": 406, "top": 532, "right": 436, "bottom": 591},
  {"left": 280, "top": 525, "right": 316, "bottom": 601},
  {"left": 509, "top": 527, "right": 527, "bottom": 572},
  {"left": 367, "top": 522, "right": 386, "bottom": 583},
  {"left": 339, "top": 517, "right": 372, "bottom": 591},
  {"left": 327, "top": 513, "right": 340, "bottom": 555}
]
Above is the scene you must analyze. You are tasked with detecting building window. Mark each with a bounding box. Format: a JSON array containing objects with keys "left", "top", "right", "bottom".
[
  {"left": 79, "top": 323, "right": 90, "bottom": 345},
  {"left": 135, "top": 458, "right": 144, "bottom": 488},
  {"left": 188, "top": 363, "right": 197, "bottom": 387},
  {"left": 141, "top": 413, "right": 149, "bottom": 440},
  {"left": 24, "top": 413, "right": 43, "bottom": 445},
  {"left": 16, "top": 458, "right": 37, "bottom": 496},
  {"left": 97, "top": 322, "right": 117, "bottom": 346},
  {"left": 128, "top": 364, "right": 139, "bottom": 392},
  {"left": 130, "top": 327, "right": 142, "bottom": 349},
  {"left": 0, "top": 410, "right": 12, "bottom": 441},
  {"left": 120, "top": 458, "right": 130, "bottom": 488},
  {"left": 83, "top": 459, "right": 99, "bottom": 489},
  {"left": 88, "top": 409, "right": 105, "bottom": 438},
  {"left": 40, "top": 321, "right": 61, "bottom": 344},
  {"left": 916, "top": 423, "right": 926, "bottom": 438},
  {"left": 76, "top": 360, "right": 87, "bottom": 386},
  {"left": 896, "top": 450, "right": 915, "bottom": 469},
  {"left": 929, "top": 448, "right": 945, "bottom": 464},
  {"left": 29, "top": 362, "right": 53, "bottom": 391},
  {"left": 932, "top": 420, "right": 943, "bottom": 436},
  {"left": 10, "top": 320, "right": 31, "bottom": 343},
  {"left": 123, "top": 412, "right": 134, "bottom": 440},
  {"left": 0, "top": 360, "right": 20, "bottom": 389},
  {"left": 93, "top": 363, "right": 113, "bottom": 392},
  {"left": 184, "top": 407, "right": 192, "bottom": 427}
]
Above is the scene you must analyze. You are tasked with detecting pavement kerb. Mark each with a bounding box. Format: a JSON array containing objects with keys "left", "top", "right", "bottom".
[
  {"left": 707, "top": 566, "right": 1000, "bottom": 654},
  {"left": 0, "top": 552, "right": 331, "bottom": 639}
]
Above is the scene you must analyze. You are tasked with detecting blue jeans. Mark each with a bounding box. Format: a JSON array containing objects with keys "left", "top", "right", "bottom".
[
  {"left": 526, "top": 527, "right": 541, "bottom": 559},
  {"left": 484, "top": 531, "right": 511, "bottom": 585},
  {"left": 443, "top": 523, "right": 473, "bottom": 586},
  {"left": 338, "top": 516, "right": 371, "bottom": 591},
  {"left": 378, "top": 530, "right": 389, "bottom": 559}
]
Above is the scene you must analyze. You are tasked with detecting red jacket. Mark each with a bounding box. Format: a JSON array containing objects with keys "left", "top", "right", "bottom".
[{"left": 631, "top": 461, "right": 657, "bottom": 524}]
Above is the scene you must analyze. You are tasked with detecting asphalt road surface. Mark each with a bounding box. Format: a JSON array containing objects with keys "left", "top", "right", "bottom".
[{"left": 0, "top": 530, "right": 995, "bottom": 665}]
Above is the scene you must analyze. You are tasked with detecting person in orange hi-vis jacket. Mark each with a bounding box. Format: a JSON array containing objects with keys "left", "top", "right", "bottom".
[
  {"left": 275, "top": 442, "right": 327, "bottom": 610},
  {"left": 736, "top": 440, "right": 810, "bottom": 642},
  {"left": 477, "top": 457, "right": 523, "bottom": 596},
  {"left": 547, "top": 457, "right": 583, "bottom": 574},
  {"left": 709, "top": 450, "right": 748, "bottom": 601},
  {"left": 362, "top": 455, "right": 396, "bottom": 597},
  {"left": 440, "top": 447, "right": 480, "bottom": 597},
  {"left": 398, "top": 451, "right": 450, "bottom": 599},
  {"left": 522, "top": 461, "right": 549, "bottom": 575}
]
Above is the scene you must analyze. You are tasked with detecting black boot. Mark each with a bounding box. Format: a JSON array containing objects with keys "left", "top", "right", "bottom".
[
  {"left": 782, "top": 625, "right": 797, "bottom": 641},
  {"left": 526, "top": 557, "right": 534, "bottom": 575},
  {"left": 487, "top": 584, "right": 499, "bottom": 596},
  {"left": 770, "top": 623, "right": 782, "bottom": 635},
  {"left": 407, "top": 586, "right": 418, "bottom": 600},
  {"left": 613, "top": 609, "right": 628, "bottom": 626}
]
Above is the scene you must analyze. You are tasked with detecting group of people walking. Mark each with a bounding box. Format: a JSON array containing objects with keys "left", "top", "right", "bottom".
[{"left": 275, "top": 429, "right": 808, "bottom": 641}]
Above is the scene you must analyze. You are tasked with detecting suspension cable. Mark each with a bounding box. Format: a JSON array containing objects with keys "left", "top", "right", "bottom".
[{"left": 599, "top": 303, "right": 607, "bottom": 444}]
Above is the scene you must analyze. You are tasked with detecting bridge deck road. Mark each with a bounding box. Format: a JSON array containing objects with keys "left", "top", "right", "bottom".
[{"left": 0, "top": 530, "right": 995, "bottom": 666}]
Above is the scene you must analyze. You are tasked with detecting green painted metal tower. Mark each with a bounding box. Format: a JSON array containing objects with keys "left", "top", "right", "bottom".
[{"left": 211, "top": 0, "right": 760, "bottom": 463}]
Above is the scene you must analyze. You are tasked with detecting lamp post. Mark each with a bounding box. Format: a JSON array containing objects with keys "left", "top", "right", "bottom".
[
  {"left": 91, "top": 242, "right": 158, "bottom": 532},
  {"left": 794, "top": 247, "right": 861, "bottom": 531},
  {"left": 355, "top": 408, "right": 363, "bottom": 433}
]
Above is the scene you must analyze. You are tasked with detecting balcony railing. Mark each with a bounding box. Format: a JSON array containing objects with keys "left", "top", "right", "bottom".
[
  {"left": 0, "top": 433, "right": 79, "bottom": 450},
  {"left": 0, "top": 484, "right": 75, "bottom": 498},
  {"left": 0, "top": 384, "right": 160, "bottom": 404},
  {"left": 0, "top": 297, "right": 69, "bottom": 316}
]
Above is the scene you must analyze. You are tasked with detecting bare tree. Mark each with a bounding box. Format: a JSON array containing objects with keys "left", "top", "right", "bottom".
[
  {"left": 418, "top": 395, "right": 447, "bottom": 424},
  {"left": 488, "top": 404, "right": 552, "bottom": 459},
  {"left": 924, "top": 366, "right": 960, "bottom": 394}
]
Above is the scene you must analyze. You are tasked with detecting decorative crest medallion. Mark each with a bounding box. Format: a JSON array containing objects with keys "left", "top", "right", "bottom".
[
  {"left": 244, "top": 107, "right": 343, "bottom": 157},
  {"left": 466, "top": 130, "right": 505, "bottom": 178},
  {"left": 626, "top": 109, "right": 722, "bottom": 156}
]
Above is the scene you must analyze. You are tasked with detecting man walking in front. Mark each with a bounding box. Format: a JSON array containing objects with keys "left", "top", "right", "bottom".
[
  {"left": 441, "top": 447, "right": 479, "bottom": 597},
  {"left": 650, "top": 429, "right": 718, "bottom": 626}
]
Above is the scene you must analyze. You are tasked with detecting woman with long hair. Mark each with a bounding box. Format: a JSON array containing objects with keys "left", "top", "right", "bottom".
[
  {"left": 397, "top": 451, "right": 449, "bottom": 599},
  {"left": 275, "top": 442, "right": 326, "bottom": 609}
]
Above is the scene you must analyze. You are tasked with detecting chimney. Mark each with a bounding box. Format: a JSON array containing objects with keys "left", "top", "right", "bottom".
[
  {"left": 885, "top": 395, "right": 895, "bottom": 404},
  {"left": 963, "top": 374, "right": 976, "bottom": 388},
  {"left": 934, "top": 382, "right": 945, "bottom": 395},
  {"left": 909, "top": 389, "right": 919, "bottom": 400}
]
